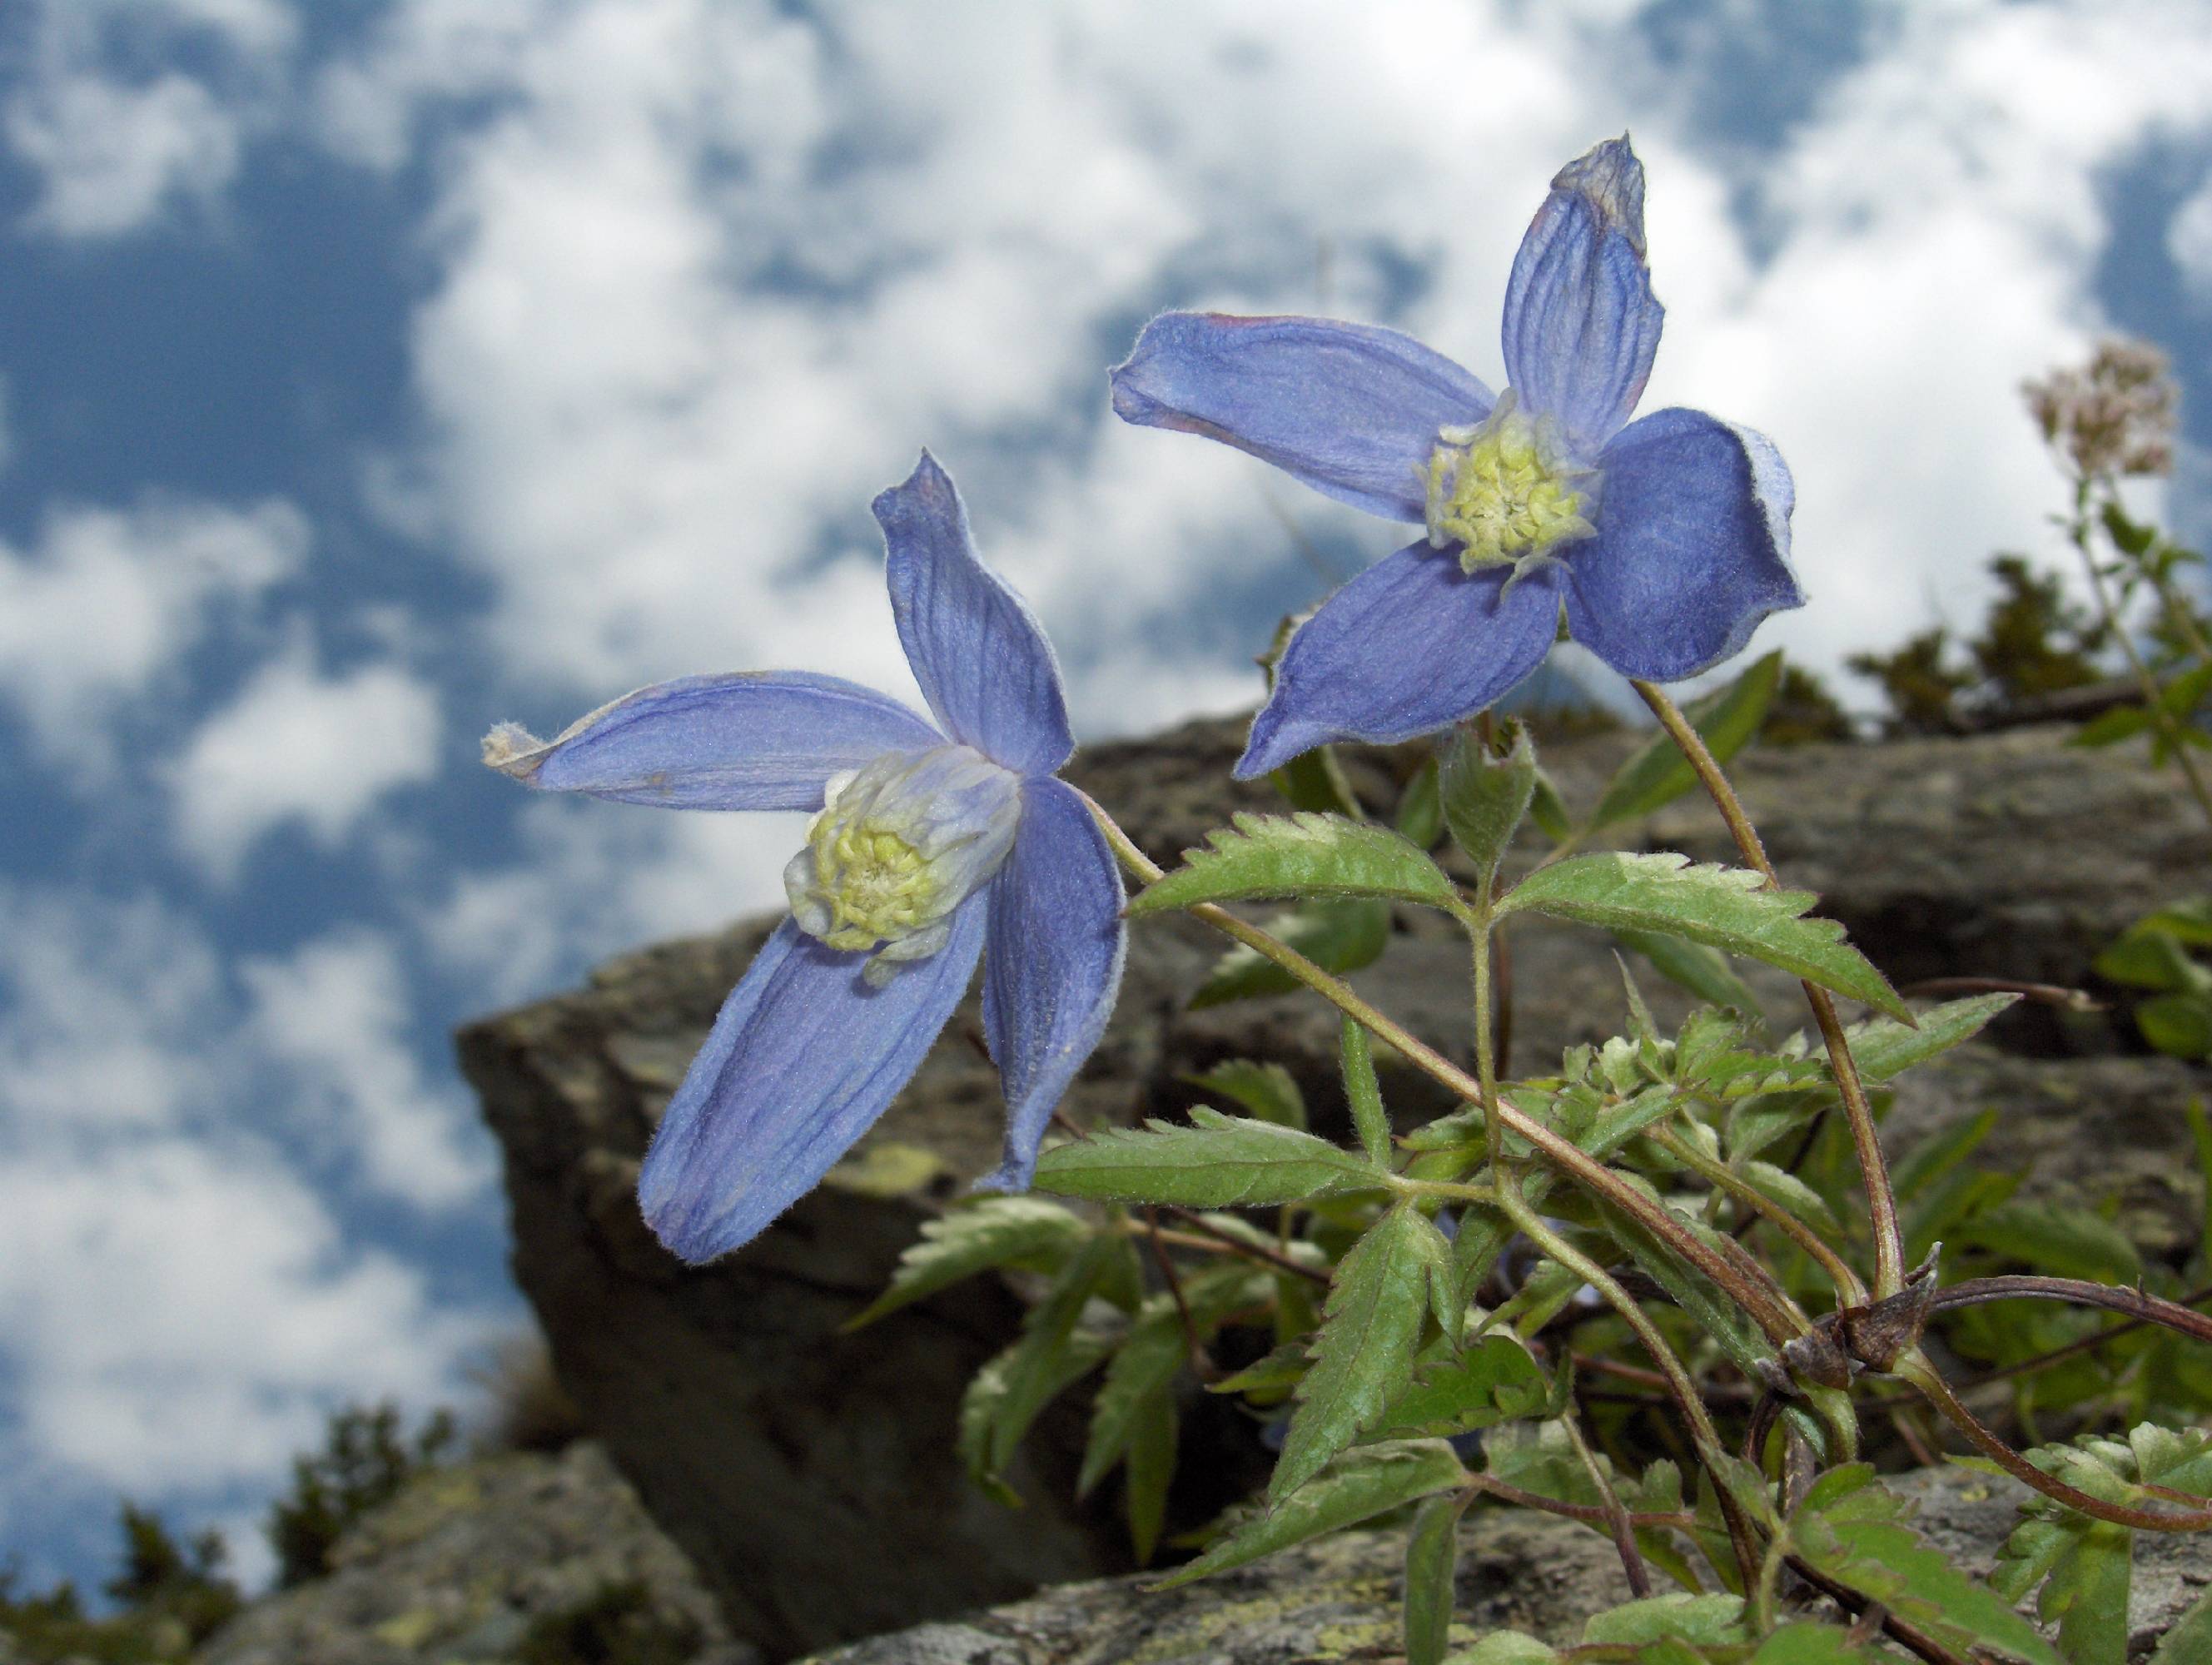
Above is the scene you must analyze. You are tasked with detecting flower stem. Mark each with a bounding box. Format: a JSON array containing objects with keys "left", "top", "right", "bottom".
[
  {"left": 1077, "top": 789, "right": 1807, "bottom": 1347},
  {"left": 1651, "top": 1126, "right": 1866, "bottom": 1305},
  {"left": 1630, "top": 678, "right": 1907, "bottom": 1301}
]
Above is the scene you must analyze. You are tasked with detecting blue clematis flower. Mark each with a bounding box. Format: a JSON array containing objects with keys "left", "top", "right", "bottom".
[
  {"left": 483, "top": 454, "right": 1126, "bottom": 1264},
  {"left": 1109, "top": 136, "right": 1803, "bottom": 779}
]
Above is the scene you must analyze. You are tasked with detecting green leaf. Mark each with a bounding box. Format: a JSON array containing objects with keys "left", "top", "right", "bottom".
[
  {"left": 1124, "top": 1384, "right": 1177, "bottom": 1563},
  {"left": 1596, "top": 1197, "right": 1777, "bottom": 1382},
  {"left": 1184, "top": 1059, "right": 1308, "bottom": 1131},
  {"left": 1034, "top": 1107, "right": 1385, "bottom": 1207},
  {"left": 2074, "top": 702, "right": 2154, "bottom": 748},
  {"left": 1996, "top": 1427, "right": 2212, "bottom": 1665},
  {"left": 1588, "top": 652, "right": 1782, "bottom": 832},
  {"left": 1499, "top": 852, "right": 1908, "bottom": 1020},
  {"left": 1271, "top": 741, "right": 1365, "bottom": 818},
  {"left": 2103, "top": 500, "right": 2160, "bottom": 556},
  {"left": 2190, "top": 1101, "right": 2212, "bottom": 1260},
  {"left": 1082, "top": 1263, "right": 1260, "bottom": 1498},
  {"left": 1130, "top": 812, "right": 1462, "bottom": 917},
  {"left": 1340, "top": 1016, "right": 1392, "bottom": 1168},
  {"left": 1208, "top": 1338, "right": 1310, "bottom": 1397},
  {"left": 2096, "top": 926, "right": 2205, "bottom": 993},
  {"left": 2140, "top": 992, "right": 2212, "bottom": 1059},
  {"left": 2150, "top": 1587, "right": 2212, "bottom": 1663},
  {"left": 1404, "top": 1489, "right": 1470, "bottom": 1665},
  {"left": 1156, "top": 1439, "right": 1467, "bottom": 1588},
  {"left": 1956, "top": 1200, "right": 2142, "bottom": 1285},
  {"left": 1443, "top": 1635, "right": 1559, "bottom": 1664},
  {"left": 1274, "top": 1203, "right": 1452, "bottom": 1499},
  {"left": 1397, "top": 756, "right": 1444, "bottom": 849},
  {"left": 957, "top": 1329, "right": 1113, "bottom": 1504},
  {"left": 1582, "top": 1593, "right": 1745, "bottom": 1647},
  {"left": 1528, "top": 769, "right": 1573, "bottom": 843},
  {"left": 1439, "top": 720, "right": 1538, "bottom": 883},
  {"left": 987, "top": 1233, "right": 1140, "bottom": 1477},
  {"left": 1893, "top": 1106, "right": 1997, "bottom": 1203},
  {"left": 1751, "top": 1624, "right": 1876, "bottom": 1663},
  {"left": 1733, "top": 1160, "right": 1842, "bottom": 1236},
  {"left": 1191, "top": 898, "right": 1392, "bottom": 1007},
  {"left": 1793, "top": 1469, "right": 2060, "bottom": 1665},
  {"left": 1612, "top": 925, "right": 1763, "bottom": 1016},
  {"left": 844, "top": 1197, "right": 1087, "bottom": 1330},
  {"left": 1376, "top": 1334, "right": 1550, "bottom": 1438}
]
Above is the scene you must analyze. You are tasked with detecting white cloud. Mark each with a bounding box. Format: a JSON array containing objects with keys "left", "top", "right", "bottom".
[
  {"left": 169, "top": 642, "right": 445, "bottom": 881},
  {"left": 0, "top": 498, "right": 306, "bottom": 772},
  {"left": 0, "top": 1137, "right": 479, "bottom": 1494},
  {"left": 241, "top": 932, "right": 493, "bottom": 1210},
  {"left": 0, "top": 883, "right": 494, "bottom": 1530},
  {"left": 7, "top": 71, "right": 246, "bottom": 238},
  {"left": 2172, "top": 170, "right": 2212, "bottom": 306}
]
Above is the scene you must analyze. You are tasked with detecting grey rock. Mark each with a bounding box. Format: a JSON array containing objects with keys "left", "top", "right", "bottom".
[
  {"left": 459, "top": 713, "right": 2212, "bottom": 1660},
  {"left": 195, "top": 1442, "right": 750, "bottom": 1665}
]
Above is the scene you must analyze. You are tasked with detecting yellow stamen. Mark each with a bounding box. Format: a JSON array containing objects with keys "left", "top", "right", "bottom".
[{"left": 1424, "top": 400, "right": 1597, "bottom": 573}]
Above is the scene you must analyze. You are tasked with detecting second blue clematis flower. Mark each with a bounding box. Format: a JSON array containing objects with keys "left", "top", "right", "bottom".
[
  {"left": 483, "top": 455, "right": 1126, "bottom": 1264},
  {"left": 1109, "top": 136, "right": 1804, "bottom": 779}
]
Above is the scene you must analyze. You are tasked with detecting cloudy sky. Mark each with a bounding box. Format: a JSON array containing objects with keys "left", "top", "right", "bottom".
[{"left": 4, "top": 0, "right": 2211, "bottom": 1595}]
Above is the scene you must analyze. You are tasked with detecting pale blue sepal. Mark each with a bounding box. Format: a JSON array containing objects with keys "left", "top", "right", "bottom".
[
  {"left": 1235, "top": 544, "right": 1564, "bottom": 778},
  {"left": 1567, "top": 408, "right": 1802, "bottom": 682},
  {"left": 637, "top": 897, "right": 990, "bottom": 1263},
  {"left": 483, "top": 671, "right": 942, "bottom": 811},
  {"left": 1111, "top": 311, "right": 1494, "bottom": 523},
  {"left": 875, "top": 451, "right": 1076, "bottom": 778},
  {"left": 975, "top": 777, "right": 1128, "bottom": 1194},
  {"left": 1501, "top": 135, "right": 1665, "bottom": 455}
]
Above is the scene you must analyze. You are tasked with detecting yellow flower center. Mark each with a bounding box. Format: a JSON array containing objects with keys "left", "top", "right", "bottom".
[
  {"left": 1423, "top": 398, "right": 1597, "bottom": 574},
  {"left": 807, "top": 823, "right": 939, "bottom": 952}
]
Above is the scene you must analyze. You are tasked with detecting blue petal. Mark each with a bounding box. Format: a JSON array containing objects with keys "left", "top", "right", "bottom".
[
  {"left": 636, "top": 901, "right": 989, "bottom": 1263},
  {"left": 1235, "top": 544, "right": 1565, "bottom": 778},
  {"left": 977, "top": 777, "right": 1128, "bottom": 1194},
  {"left": 1502, "top": 137, "right": 1665, "bottom": 454},
  {"left": 1111, "top": 312, "right": 1493, "bottom": 522},
  {"left": 875, "top": 452, "right": 1075, "bottom": 777},
  {"left": 1566, "top": 407, "right": 1802, "bottom": 682},
  {"left": 484, "top": 672, "right": 942, "bottom": 810}
]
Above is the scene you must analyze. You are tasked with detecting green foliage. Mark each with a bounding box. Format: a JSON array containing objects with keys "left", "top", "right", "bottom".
[
  {"left": 1588, "top": 652, "right": 1781, "bottom": 832},
  {"left": 1402, "top": 1489, "right": 1469, "bottom": 1665},
  {"left": 1184, "top": 1058, "right": 1307, "bottom": 1129},
  {"left": 844, "top": 1197, "right": 1088, "bottom": 1330},
  {"left": 1498, "top": 852, "right": 1908, "bottom": 1021},
  {"left": 1438, "top": 719, "right": 1538, "bottom": 882},
  {"left": 2095, "top": 900, "right": 2212, "bottom": 1059},
  {"left": 0, "top": 1505, "right": 241, "bottom": 1663},
  {"left": 1035, "top": 1106, "right": 1387, "bottom": 1206},
  {"left": 267, "top": 1401, "right": 457, "bottom": 1589},
  {"left": 1272, "top": 1203, "right": 1452, "bottom": 1499},
  {"left": 1339, "top": 1016, "right": 1392, "bottom": 1168},
  {"left": 1154, "top": 1439, "right": 1467, "bottom": 1588},
  {"left": 1760, "top": 665, "right": 1857, "bottom": 747},
  {"left": 1131, "top": 811, "right": 1462, "bottom": 916},
  {"left": 1991, "top": 1426, "right": 2212, "bottom": 1665},
  {"left": 1190, "top": 898, "right": 1391, "bottom": 1006}
]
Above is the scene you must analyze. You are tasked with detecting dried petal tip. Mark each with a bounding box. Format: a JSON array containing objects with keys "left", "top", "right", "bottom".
[
  {"left": 481, "top": 722, "right": 546, "bottom": 778},
  {"left": 1553, "top": 134, "right": 1647, "bottom": 256}
]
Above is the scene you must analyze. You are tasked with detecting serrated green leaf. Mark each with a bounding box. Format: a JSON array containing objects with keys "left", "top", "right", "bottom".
[
  {"left": 1155, "top": 1439, "right": 1467, "bottom": 1588},
  {"left": 844, "top": 1198, "right": 1087, "bottom": 1330},
  {"left": 1131, "top": 812, "right": 1462, "bottom": 917},
  {"left": 1405, "top": 1489, "right": 1470, "bottom": 1665},
  {"left": 1191, "top": 897, "right": 1393, "bottom": 1007},
  {"left": 1498, "top": 852, "right": 1907, "bottom": 1021},
  {"left": 1582, "top": 1593, "right": 1746, "bottom": 1648},
  {"left": 1209, "top": 1337, "right": 1310, "bottom": 1396},
  {"left": 1613, "top": 925, "right": 1764, "bottom": 1016},
  {"left": 1377, "top": 1334, "right": 1550, "bottom": 1438},
  {"left": 1595, "top": 1196, "right": 1777, "bottom": 1381},
  {"left": 1341, "top": 1016, "right": 1392, "bottom": 1168},
  {"left": 987, "top": 1233, "right": 1140, "bottom": 1478},
  {"left": 957, "top": 1328, "right": 1113, "bottom": 1505},
  {"left": 1034, "top": 1106, "right": 1384, "bottom": 1207},
  {"left": 1732, "top": 1160, "right": 1842, "bottom": 1236},
  {"left": 1124, "top": 1383, "right": 1177, "bottom": 1563},
  {"left": 2150, "top": 1586, "right": 2212, "bottom": 1663},
  {"left": 1793, "top": 1474, "right": 2060, "bottom": 1665},
  {"left": 1081, "top": 1263, "right": 1260, "bottom": 1498},
  {"left": 1398, "top": 756, "right": 1444, "bottom": 849},
  {"left": 1184, "top": 1059, "right": 1308, "bottom": 1131},
  {"left": 1588, "top": 652, "right": 1782, "bottom": 832},
  {"left": 1836, "top": 992, "right": 2016, "bottom": 1077},
  {"left": 1439, "top": 719, "right": 1538, "bottom": 883},
  {"left": 1274, "top": 1203, "right": 1452, "bottom": 1499},
  {"left": 1956, "top": 1201, "right": 2142, "bottom": 1285}
]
